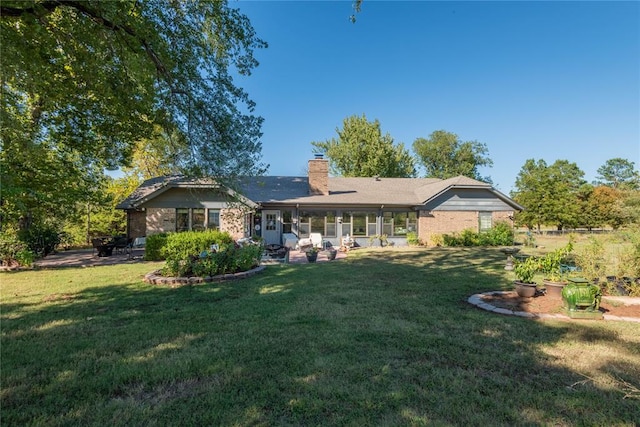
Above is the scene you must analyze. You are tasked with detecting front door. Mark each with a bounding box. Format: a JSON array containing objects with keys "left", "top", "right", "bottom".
[{"left": 262, "top": 210, "right": 281, "bottom": 245}]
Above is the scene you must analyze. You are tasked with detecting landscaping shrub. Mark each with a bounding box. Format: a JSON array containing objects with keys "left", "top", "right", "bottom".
[
  {"left": 161, "top": 229, "right": 233, "bottom": 261},
  {"left": 443, "top": 229, "right": 479, "bottom": 246},
  {"left": 617, "top": 228, "right": 640, "bottom": 280},
  {"left": 0, "top": 228, "right": 34, "bottom": 266},
  {"left": 18, "top": 224, "right": 60, "bottom": 257},
  {"left": 406, "top": 231, "right": 421, "bottom": 246},
  {"left": 144, "top": 233, "right": 168, "bottom": 261},
  {"left": 232, "top": 243, "right": 264, "bottom": 271},
  {"left": 15, "top": 249, "right": 36, "bottom": 267},
  {"left": 163, "top": 241, "right": 263, "bottom": 277},
  {"left": 430, "top": 233, "right": 444, "bottom": 246},
  {"left": 478, "top": 221, "right": 514, "bottom": 246},
  {"left": 442, "top": 222, "right": 514, "bottom": 247}
]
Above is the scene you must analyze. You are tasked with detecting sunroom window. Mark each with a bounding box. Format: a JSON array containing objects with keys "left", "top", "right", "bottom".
[
  {"left": 298, "top": 211, "right": 337, "bottom": 238},
  {"left": 382, "top": 211, "right": 417, "bottom": 236}
]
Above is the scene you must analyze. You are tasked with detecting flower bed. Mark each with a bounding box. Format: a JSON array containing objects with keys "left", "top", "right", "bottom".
[{"left": 144, "top": 265, "right": 266, "bottom": 287}]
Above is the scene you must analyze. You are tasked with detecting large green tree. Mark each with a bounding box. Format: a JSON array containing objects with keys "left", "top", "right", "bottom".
[
  {"left": 124, "top": 125, "right": 190, "bottom": 181},
  {"left": 412, "top": 130, "right": 493, "bottom": 182},
  {"left": 577, "top": 185, "right": 629, "bottom": 230},
  {"left": 595, "top": 158, "right": 640, "bottom": 190},
  {"left": 311, "top": 114, "right": 416, "bottom": 177},
  {"left": 512, "top": 159, "right": 587, "bottom": 230},
  {"left": 1, "top": 0, "right": 266, "bottom": 228}
]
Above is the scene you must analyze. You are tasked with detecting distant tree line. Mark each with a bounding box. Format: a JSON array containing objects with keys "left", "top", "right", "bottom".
[
  {"left": 511, "top": 158, "right": 640, "bottom": 231},
  {"left": 312, "top": 114, "right": 640, "bottom": 231}
]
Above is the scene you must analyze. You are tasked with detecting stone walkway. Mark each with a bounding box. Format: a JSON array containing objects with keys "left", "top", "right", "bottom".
[{"left": 467, "top": 291, "right": 640, "bottom": 323}]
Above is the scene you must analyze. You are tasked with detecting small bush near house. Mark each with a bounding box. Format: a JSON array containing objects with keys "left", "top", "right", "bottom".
[
  {"left": 430, "top": 234, "right": 444, "bottom": 246},
  {"left": 163, "top": 240, "right": 263, "bottom": 277},
  {"left": 478, "top": 221, "right": 515, "bottom": 246},
  {"left": 144, "top": 233, "right": 169, "bottom": 261},
  {"left": 162, "top": 230, "right": 233, "bottom": 261},
  {"left": 442, "top": 221, "right": 514, "bottom": 247},
  {"left": 406, "top": 231, "right": 421, "bottom": 246},
  {"left": 443, "top": 229, "right": 479, "bottom": 246},
  {"left": 157, "top": 230, "right": 262, "bottom": 277},
  {"left": 187, "top": 243, "right": 263, "bottom": 277}
]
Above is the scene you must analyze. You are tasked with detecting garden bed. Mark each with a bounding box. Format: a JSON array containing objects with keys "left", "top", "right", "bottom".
[
  {"left": 144, "top": 265, "right": 266, "bottom": 286},
  {"left": 480, "top": 292, "right": 640, "bottom": 318}
]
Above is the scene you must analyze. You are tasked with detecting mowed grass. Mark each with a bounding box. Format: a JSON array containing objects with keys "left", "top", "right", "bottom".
[{"left": 1, "top": 248, "right": 639, "bottom": 426}]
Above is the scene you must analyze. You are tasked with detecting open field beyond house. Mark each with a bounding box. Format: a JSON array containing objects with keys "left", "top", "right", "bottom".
[{"left": 1, "top": 246, "right": 639, "bottom": 426}]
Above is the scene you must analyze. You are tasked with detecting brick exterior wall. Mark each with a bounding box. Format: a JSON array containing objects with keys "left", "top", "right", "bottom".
[
  {"left": 139, "top": 207, "right": 247, "bottom": 240},
  {"left": 418, "top": 210, "right": 515, "bottom": 246},
  {"left": 220, "top": 208, "right": 245, "bottom": 240},
  {"left": 492, "top": 211, "right": 514, "bottom": 224},
  {"left": 127, "top": 211, "right": 146, "bottom": 239},
  {"left": 146, "top": 208, "right": 176, "bottom": 235}
]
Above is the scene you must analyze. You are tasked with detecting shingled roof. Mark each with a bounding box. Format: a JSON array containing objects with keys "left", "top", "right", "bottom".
[{"left": 117, "top": 174, "right": 522, "bottom": 211}]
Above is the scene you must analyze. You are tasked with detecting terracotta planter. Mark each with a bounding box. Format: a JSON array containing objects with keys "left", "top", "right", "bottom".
[
  {"left": 514, "top": 281, "right": 537, "bottom": 298},
  {"left": 543, "top": 279, "right": 567, "bottom": 298}
]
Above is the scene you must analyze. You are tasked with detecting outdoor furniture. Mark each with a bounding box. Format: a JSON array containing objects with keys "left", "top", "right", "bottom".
[
  {"left": 133, "top": 237, "right": 146, "bottom": 248},
  {"left": 298, "top": 233, "right": 324, "bottom": 252},
  {"left": 262, "top": 244, "right": 290, "bottom": 264},
  {"left": 113, "top": 236, "right": 131, "bottom": 255},
  {"left": 310, "top": 233, "right": 325, "bottom": 249},
  {"left": 341, "top": 234, "right": 354, "bottom": 251},
  {"left": 283, "top": 233, "right": 298, "bottom": 250},
  {"left": 92, "top": 238, "right": 115, "bottom": 257}
]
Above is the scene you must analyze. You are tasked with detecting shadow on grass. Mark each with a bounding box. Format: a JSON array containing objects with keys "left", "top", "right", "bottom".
[{"left": 1, "top": 247, "right": 639, "bottom": 425}]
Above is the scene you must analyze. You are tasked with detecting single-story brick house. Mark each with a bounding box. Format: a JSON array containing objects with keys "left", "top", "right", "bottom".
[{"left": 116, "top": 156, "right": 523, "bottom": 247}]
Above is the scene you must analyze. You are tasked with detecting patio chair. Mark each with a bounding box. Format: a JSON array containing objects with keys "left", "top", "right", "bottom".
[
  {"left": 91, "top": 238, "right": 103, "bottom": 256},
  {"left": 92, "top": 238, "right": 114, "bottom": 257},
  {"left": 310, "top": 233, "right": 324, "bottom": 249},
  {"left": 113, "top": 236, "right": 132, "bottom": 255}
]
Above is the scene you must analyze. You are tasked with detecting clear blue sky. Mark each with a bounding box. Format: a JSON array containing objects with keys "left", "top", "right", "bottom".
[{"left": 233, "top": 0, "right": 639, "bottom": 193}]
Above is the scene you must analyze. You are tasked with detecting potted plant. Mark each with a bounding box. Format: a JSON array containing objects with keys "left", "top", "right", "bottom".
[
  {"left": 325, "top": 246, "right": 337, "bottom": 261},
  {"left": 305, "top": 247, "right": 319, "bottom": 263},
  {"left": 540, "top": 242, "right": 573, "bottom": 297},
  {"left": 513, "top": 256, "right": 539, "bottom": 297}
]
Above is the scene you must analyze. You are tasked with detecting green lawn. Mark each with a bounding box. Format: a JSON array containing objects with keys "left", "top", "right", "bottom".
[{"left": 1, "top": 248, "right": 639, "bottom": 426}]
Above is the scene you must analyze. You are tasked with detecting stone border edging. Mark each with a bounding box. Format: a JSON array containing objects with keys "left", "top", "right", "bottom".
[
  {"left": 468, "top": 291, "right": 640, "bottom": 323},
  {"left": 144, "top": 265, "right": 266, "bottom": 286}
]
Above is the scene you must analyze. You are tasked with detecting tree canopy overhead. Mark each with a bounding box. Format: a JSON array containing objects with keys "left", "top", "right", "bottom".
[
  {"left": 1, "top": 0, "right": 267, "bottom": 225},
  {"left": 311, "top": 114, "right": 416, "bottom": 178},
  {"left": 412, "top": 130, "right": 493, "bottom": 182}
]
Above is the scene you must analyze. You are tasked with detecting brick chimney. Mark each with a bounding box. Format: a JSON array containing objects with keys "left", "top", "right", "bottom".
[{"left": 308, "top": 154, "right": 329, "bottom": 196}]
